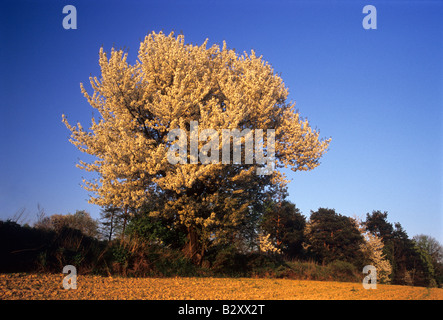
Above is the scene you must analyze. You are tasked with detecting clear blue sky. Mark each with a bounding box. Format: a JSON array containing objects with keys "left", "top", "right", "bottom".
[{"left": 1, "top": 0, "right": 441, "bottom": 242}]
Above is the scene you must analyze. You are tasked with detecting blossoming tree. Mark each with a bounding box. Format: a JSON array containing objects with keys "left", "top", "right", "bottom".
[{"left": 63, "top": 31, "right": 330, "bottom": 263}]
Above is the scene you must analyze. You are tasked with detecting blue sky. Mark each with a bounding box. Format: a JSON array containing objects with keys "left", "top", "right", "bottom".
[{"left": 0, "top": 0, "right": 442, "bottom": 242}]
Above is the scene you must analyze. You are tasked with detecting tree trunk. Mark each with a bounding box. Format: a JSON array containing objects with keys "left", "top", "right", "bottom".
[
  {"left": 276, "top": 213, "right": 282, "bottom": 248},
  {"left": 108, "top": 211, "right": 114, "bottom": 242},
  {"left": 183, "top": 226, "right": 202, "bottom": 265},
  {"left": 121, "top": 206, "right": 128, "bottom": 242}
]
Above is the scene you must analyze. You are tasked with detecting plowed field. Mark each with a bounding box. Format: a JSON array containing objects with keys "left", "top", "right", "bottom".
[{"left": 1, "top": 273, "right": 442, "bottom": 300}]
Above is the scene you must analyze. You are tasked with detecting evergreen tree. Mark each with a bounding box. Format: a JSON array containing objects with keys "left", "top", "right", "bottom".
[
  {"left": 364, "top": 211, "right": 437, "bottom": 286},
  {"left": 304, "top": 208, "right": 364, "bottom": 265},
  {"left": 260, "top": 200, "right": 306, "bottom": 259},
  {"left": 413, "top": 234, "right": 443, "bottom": 286}
]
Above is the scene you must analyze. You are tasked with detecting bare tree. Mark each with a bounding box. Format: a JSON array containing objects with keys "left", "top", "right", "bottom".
[{"left": 99, "top": 206, "right": 124, "bottom": 241}]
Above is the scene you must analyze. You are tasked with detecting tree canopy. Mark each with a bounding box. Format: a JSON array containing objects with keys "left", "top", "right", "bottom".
[
  {"left": 63, "top": 31, "right": 330, "bottom": 262},
  {"left": 304, "top": 208, "right": 364, "bottom": 265}
]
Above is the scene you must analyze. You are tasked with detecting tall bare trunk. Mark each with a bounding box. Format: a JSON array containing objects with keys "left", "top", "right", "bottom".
[
  {"left": 184, "top": 226, "right": 202, "bottom": 264},
  {"left": 121, "top": 206, "right": 128, "bottom": 242}
]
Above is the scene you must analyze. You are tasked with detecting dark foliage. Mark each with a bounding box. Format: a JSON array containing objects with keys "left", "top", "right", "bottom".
[
  {"left": 305, "top": 208, "right": 364, "bottom": 267},
  {"left": 260, "top": 200, "right": 306, "bottom": 259},
  {"left": 1, "top": 203, "right": 441, "bottom": 288},
  {"left": 0, "top": 220, "right": 106, "bottom": 274}
]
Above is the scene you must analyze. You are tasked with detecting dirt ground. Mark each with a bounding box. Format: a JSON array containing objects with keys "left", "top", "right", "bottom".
[{"left": 1, "top": 273, "right": 442, "bottom": 300}]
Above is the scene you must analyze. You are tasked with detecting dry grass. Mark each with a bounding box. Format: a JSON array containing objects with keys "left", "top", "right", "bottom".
[{"left": 1, "top": 273, "right": 442, "bottom": 300}]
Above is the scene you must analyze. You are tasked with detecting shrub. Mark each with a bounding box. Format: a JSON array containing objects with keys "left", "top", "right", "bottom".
[
  {"left": 125, "top": 215, "right": 187, "bottom": 249},
  {"left": 285, "top": 260, "right": 360, "bottom": 282},
  {"left": 328, "top": 260, "right": 360, "bottom": 282},
  {"left": 209, "top": 245, "right": 289, "bottom": 277},
  {"left": 104, "top": 239, "right": 198, "bottom": 277},
  {"left": 0, "top": 220, "right": 54, "bottom": 273},
  {"left": 0, "top": 220, "right": 107, "bottom": 274},
  {"left": 210, "top": 246, "right": 247, "bottom": 276}
]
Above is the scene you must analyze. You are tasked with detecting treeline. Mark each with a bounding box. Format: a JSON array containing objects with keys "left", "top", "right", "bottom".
[{"left": 1, "top": 203, "right": 442, "bottom": 287}]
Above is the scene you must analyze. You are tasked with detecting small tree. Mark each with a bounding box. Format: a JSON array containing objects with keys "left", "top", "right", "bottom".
[
  {"left": 99, "top": 206, "right": 124, "bottom": 241},
  {"left": 411, "top": 244, "right": 436, "bottom": 287},
  {"left": 413, "top": 234, "right": 442, "bottom": 287},
  {"left": 69, "top": 210, "right": 99, "bottom": 238},
  {"left": 353, "top": 217, "right": 392, "bottom": 283},
  {"left": 35, "top": 210, "right": 99, "bottom": 238},
  {"left": 413, "top": 234, "right": 443, "bottom": 265},
  {"left": 364, "top": 211, "right": 397, "bottom": 278},
  {"left": 258, "top": 233, "right": 281, "bottom": 254}
]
